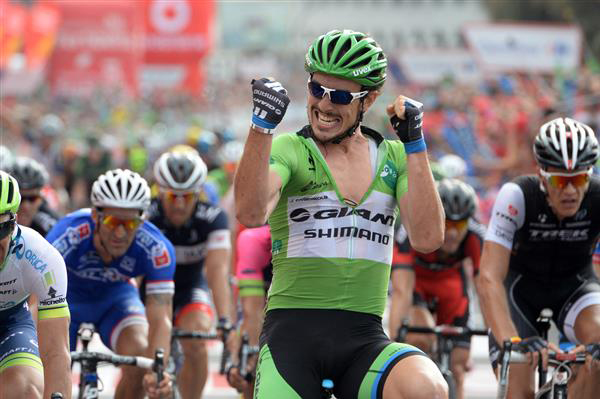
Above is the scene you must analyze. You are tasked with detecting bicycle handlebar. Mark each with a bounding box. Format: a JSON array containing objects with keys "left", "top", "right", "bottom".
[
  {"left": 71, "top": 351, "right": 155, "bottom": 369},
  {"left": 171, "top": 329, "right": 219, "bottom": 340},
  {"left": 507, "top": 351, "right": 587, "bottom": 364},
  {"left": 400, "top": 324, "right": 489, "bottom": 337}
]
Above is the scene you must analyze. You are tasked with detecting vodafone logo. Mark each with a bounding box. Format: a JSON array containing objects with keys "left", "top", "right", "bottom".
[{"left": 150, "top": 0, "right": 190, "bottom": 34}]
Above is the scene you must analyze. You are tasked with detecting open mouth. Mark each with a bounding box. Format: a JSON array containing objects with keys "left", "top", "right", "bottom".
[{"left": 313, "top": 109, "right": 341, "bottom": 130}]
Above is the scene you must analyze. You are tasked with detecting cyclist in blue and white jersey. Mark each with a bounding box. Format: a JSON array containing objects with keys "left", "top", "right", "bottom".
[
  {"left": 47, "top": 169, "right": 175, "bottom": 399},
  {"left": 148, "top": 149, "right": 234, "bottom": 399},
  {"left": 0, "top": 171, "right": 71, "bottom": 399}
]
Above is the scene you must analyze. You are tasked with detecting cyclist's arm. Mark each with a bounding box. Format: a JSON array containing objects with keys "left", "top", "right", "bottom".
[
  {"left": 144, "top": 240, "right": 176, "bottom": 362},
  {"left": 205, "top": 247, "right": 232, "bottom": 322},
  {"left": 475, "top": 182, "right": 525, "bottom": 344},
  {"left": 241, "top": 295, "right": 266, "bottom": 346},
  {"left": 145, "top": 293, "right": 173, "bottom": 361},
  {"left": 38, "top": 316, "right": 71, "bottom": 399},
  {"left": 397, "top": 152, "right": 444, "bottom": 253},
  {"left": 234, "top": 129, "right": 283, "bottom": 227},
  {"left": 389, "top": 266, "right": 415, "bottom": 341},
  {"left": 476, "top": 241, "right": 517, "bottom": 343}
]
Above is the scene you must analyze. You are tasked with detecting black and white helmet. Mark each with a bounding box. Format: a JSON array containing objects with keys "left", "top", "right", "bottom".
[
  {"left": 437, "top": 178, "right": 478, "bottom": 221},
  {"left": 218, "top": 141, "right": 244, "bottom": 165},
  {"left": 534, "top": 117, "right": 599, "bottom": 170},
  {"left": 91, "top": 169, "right": 150, "bottom": 211},
  {"left": 153, "top": 150, "right": 208, "bottom": 191},
  {"left": 11, "top": 157, "right": 49, "bottom": 190}
]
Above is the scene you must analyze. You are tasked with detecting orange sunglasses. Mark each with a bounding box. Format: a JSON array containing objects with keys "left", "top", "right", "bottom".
[
  {"left": 539, "top": 169, "right": 592, "bottom": 190},
  {"left": 100, "top": 214, "right": 143, "bottom": 231},
  {"left": 445, "top": 218, "right": 468, "bottom": 231}
]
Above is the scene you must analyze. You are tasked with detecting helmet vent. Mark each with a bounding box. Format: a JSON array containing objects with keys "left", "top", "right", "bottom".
[{"left": 333, "top": 39, "right": 350, "bottom": 64}]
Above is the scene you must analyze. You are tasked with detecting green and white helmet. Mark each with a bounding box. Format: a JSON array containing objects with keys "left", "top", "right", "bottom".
[
  {"left": 0, "top": 170, "right": 21, "bottom": 215},
  {"left": 305, "top": 30, "right": 387, "bottom": 89}
]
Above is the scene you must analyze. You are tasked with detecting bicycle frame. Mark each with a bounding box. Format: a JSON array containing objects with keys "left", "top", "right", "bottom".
[
  {"left": 396, "top": 322, "right": 488, "bottom": 399},
  {"left": 72, "top": 323, "right": 161, "bottom": 399}
]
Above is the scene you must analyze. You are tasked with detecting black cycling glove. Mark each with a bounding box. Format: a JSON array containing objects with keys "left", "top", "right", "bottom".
[
  {"left": 251, "top": 78, "right": 290, "bottom": 131},
  {"left": 586, "top": 343, "right": 600, "bottom": 360},
  {"left": 515, "top": 336, "right": 547, "bottom": 353},
  {"left": 389, "top": 98, "right": 424, "bottom": 143}
]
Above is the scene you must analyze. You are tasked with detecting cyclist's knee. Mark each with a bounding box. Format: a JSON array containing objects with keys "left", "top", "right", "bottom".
[
  {"left": 115, "top": 324, "right": 148, "bottom": 356},
  {"left": 0, "top": 367, "right": 43, "bottom": 399},
  {"left": 383, "top": 355, "right": 448, "bottom": 399},
  {"left": 181, "top": 339, "right": 208, "bottom": 362}
]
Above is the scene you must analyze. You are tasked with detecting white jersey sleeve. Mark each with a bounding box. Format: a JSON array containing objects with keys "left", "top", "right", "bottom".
[
  {"left": 20, "top": 227, "right": 70, "bottom": 319},
  {"left": 485, "top": 182, "right": 526, "bottom": 250},
  {"left": 206, "top": 229, "right": 231, "bottom": 251}
]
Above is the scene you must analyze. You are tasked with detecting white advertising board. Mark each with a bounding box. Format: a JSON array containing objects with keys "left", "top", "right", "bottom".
[
  {"left": 398, "top": 50, "right": 481, "bottom": 84},
  {"left": 463, "top": 23, "right": 582, "bottom": 73}
]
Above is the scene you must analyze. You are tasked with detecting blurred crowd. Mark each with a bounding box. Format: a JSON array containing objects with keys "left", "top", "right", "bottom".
[{"left": 1, "top": 64, "right": 599, "bottom": 224}]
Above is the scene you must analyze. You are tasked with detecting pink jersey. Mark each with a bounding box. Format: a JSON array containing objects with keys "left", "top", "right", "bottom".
[{"left": 236, "top": 225, "right": 272, "bottom": 297}]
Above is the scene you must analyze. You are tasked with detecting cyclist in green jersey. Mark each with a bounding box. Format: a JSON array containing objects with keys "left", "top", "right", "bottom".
[{"left": 233, "top": 30, "right": 446, "bottom": 399}]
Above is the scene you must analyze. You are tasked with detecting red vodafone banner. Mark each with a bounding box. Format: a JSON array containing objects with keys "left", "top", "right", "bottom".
[
  {"left": 25, "top": 3, "right": 61, "bottom": 70},
  {"left": 142, "top": 0, "right": 213, "bottom": 93},
  {"left": 47, "top": 2, "right": 144, "bottom": 96},
  {"left": 144, "top": 0, "right": 214, "bottom": 63},
  {"left": 0, "top": 0, "right": 27, "bottom": 70}
]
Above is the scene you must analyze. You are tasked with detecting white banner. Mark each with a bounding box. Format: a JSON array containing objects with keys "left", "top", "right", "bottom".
[
  {"left": 398, "top": 50, "right": 481, "bottom": 84},
  {"left": 463, "top": 23, "right": 582, "bottom": 72}
]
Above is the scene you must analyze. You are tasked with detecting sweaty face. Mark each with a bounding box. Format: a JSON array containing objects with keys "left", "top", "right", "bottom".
[
  {"left": 307, "top": 72, "right": 368, "bottom": 142},
  {"left": 16, "top": 188, "right": 43, "bottom": 227},
  {"left": 159, "top": 189, "right": 198, "bottom": 227},
  {"left": 440, "top": 219, "right": 469, "bottom": 254},
  {"left": 539, "top": 167, "right": 590, "bottom": 219},
  {"left": 93, "top": 207, "right": 143, "bottom": 258}
]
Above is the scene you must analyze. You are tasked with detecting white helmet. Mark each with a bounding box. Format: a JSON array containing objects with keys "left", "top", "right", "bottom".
[
  {"left": 38, "top": 114, "right": 65, "bottom": 137},
  {"left": 153, "top": 150, "right": 208, "bottom": 191},
  {"left": 218, "top": 141, "right": 244, "bottom": 165},
  {"left": 534, "top": 117, "right": 599, "bottom": 170},
  {"left": 0, "top": 145, "right": 15, "bottom": 173},
  {"left": 438, "top": 154, "right": 467, "bottom": 179},
  {"left": 91, "top": 169, "right": 151, "bottom": 211}
]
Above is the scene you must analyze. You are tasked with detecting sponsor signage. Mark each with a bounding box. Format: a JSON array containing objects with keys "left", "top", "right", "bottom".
[
  {"left": 463, "top": 23, "right": 582, "bottom": 72},
  {"left": 398, "top": 50, "right": 481, "bottom": 84},
  {"left": 47, "top": 2, "right": 143, "bottom": 96},
  {"left": 141, "top": 0, "right": 214, "bottom": 93}
]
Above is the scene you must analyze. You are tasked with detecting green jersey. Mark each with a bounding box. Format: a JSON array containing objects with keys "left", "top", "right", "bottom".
[{"left": 268, "top": 126, "right": 408, "bottom": 317}]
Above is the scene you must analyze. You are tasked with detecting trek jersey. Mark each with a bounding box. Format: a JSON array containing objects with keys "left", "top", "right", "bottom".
[
  {"left": 46, "top": 209, "right": 175, "bottom": 300},
  {"left": 236, "top": 225, "right": 273, "bottom": 298},
  {"left": 146, "top": 199, "right": 230, "bottom": 292},
  {"left": 267, "top": 126, "right": 408, "bottom": 317},
  {"left": 486, "top": 175, "right": 600, "bottom": 281},
  {"left": 0, "top": 225, "right": 69, "bottom": 319},
  {"left": 30, "top": 200, "right": 59, "bottom": 237}
]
